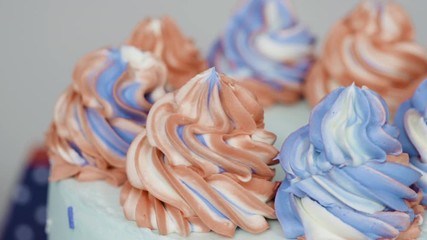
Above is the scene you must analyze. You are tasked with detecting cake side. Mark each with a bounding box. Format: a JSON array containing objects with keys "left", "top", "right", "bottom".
[{"left": 47, "top": 179, "right": 286, "bottom": 240}]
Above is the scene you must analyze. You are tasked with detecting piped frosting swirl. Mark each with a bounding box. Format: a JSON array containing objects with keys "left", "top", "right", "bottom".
[
  {"left": 395, "top": 78, "right": 427, "bottom": 205},
  {"left": 128, "top": 16, "right": 207, "bottom": 90},
  {"left": 209, "top": 0, "right": 315, "bottom": 106},
  {"left": 276, "top": 84, "right": 423, "bottom": 239},
  {"left": 305, "top": 0, "right": 427, "bottom": 113},
  {"left": 46, "top": 46, "right": 167, "bottom": 186},
  {"left": 121, "top": 68, "right": 278, "bottom": 237}
]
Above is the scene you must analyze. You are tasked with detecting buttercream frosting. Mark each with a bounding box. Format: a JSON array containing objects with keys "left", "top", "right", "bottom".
[
  {"left": 121, "top": 68, "right": 278, "bottom": 237},
  {"left": 209, "top": 0, "right": 315, "bottom": 106},
  {"left": 305, "top": 0, "right": 427, "bottom": 113},
  {"left": 46, "top": 46, "right": 167, "bottom": 186},
  {"left": 277, "top": 84, "right": 423, "bottom": 239},
  {"left": 128, "top": 16, "right": 207, "bottom": 90},
  {"left": 395, "top": 78, "right": 427, "bottom": 206}
]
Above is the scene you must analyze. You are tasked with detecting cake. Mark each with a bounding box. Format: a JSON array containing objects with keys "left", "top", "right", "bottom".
[
  {"left": 304, "top": 0, "right": 427, "bottom": 113},
  {"left": 208, "top": 0, "right": 315, "bottom": 106},
  {"left": 395, "top": 78, "right": 427, "bottom": 206},
  {"left": 46, "top": 82, "right": 427, "bottom": 239},
  {"left": 46, "top": 92, "right": 427, "bottom": 240},
  {"left": 45, "top": 2, "right": 427, "bottom": 240},
  {"left": 127, "top": 16, "right": 207, "bottom": 90},
  {"left": 46, "top": 46, "right": 168, "bottom": 186},
  {"left": 276, "top": 84, "right": 424, "bottom": 239}
]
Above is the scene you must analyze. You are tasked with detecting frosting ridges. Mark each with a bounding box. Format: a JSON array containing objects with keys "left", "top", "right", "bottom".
[
  {"left": 128, "top": 16, "right": 207, "bottom": 90},
  {"left": 277, "top": 84, "right": 422, "bottom": 239},
  {"left": 209, "top": 0, "right": 315, "bottom": 106},
  {"left": 46, "top": 46, "right": 167, "bottom": 185},
  {"left": 395, "top": 78, "right": 427, "bottom": 205},
  {"left": 121, "top": 68, "right": 279, "bottom": 237},
  {"left": 305, "top": 0, "right": 427, "bottom": 113}
]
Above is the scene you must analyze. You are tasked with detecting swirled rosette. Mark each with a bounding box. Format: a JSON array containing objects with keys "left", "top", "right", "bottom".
[
  {"left": 276, "top": 84, "right": 423, "bottom": 239},
  {"left": 46, "top": 46, "right": 167, "bottom": 186},
  {"left": 121, "top": 68, "right": 279, "bottom": 237},
  {"left": 305, "top": 0, "right": 427, "bottom": 113},
  {"left": 208, "top": 0, "right": 315, "bottom": 106},
  {"left": 128, "top": 16, "right": 207, "bottom": 90},
  {"left": 395, "top": 78, "right": 427, "bottom": 206}
]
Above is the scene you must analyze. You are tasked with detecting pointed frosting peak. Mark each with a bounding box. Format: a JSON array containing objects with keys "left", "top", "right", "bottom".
[
  {"left": 277, "top": 84, "right": 422, "bottom": 239},
  {"left": 209, "top": 0, "right": 315, "bottom": 106},
  {"left": 305, "top": 0, "right": 427, "bottom": 113},
  {"left": 122, "top": 70, "right": 278, "bottom": 237},
  {"left": 128, "top": 16, "right": 207, "bottom": 90}
]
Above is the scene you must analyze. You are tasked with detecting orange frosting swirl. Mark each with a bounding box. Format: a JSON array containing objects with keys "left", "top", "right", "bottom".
[
  {"left": 305, "top": 0, "right": 427, "bottom": 113},
  {"left": 121, "top": 68, "right": 278, "bottom": 237},
  {"left": 46, "top": 46, "right": 167, "bottom": 186},
  {"left": 128, "top": 16, "right": 207, "bottom": 90}
]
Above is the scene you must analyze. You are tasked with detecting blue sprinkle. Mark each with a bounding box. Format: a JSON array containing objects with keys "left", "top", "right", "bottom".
[{"left": 67, "top": 206, "right": 75, "bottom": 230}]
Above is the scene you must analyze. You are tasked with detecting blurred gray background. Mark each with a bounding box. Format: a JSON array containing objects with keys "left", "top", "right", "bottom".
[{"left": 0, "top": 0, "right": 426, "bottom": 218}]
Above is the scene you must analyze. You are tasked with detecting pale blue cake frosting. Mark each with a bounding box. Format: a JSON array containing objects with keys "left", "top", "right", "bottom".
[{"left": 47, "top": 179, "right": 286, "bottom": 240}]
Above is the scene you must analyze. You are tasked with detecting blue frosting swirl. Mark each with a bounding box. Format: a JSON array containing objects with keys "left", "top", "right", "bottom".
[
  {"left": 395, "top": 79, "right": 427, "bottom": 157},
  {"left": 48, "top": 46, "right": 167, "bottom": 174},
  {"left": 276, "top": 85, "right": 420, "bottom": 239},
  {"left": 208, "top": 0, "right": 315, "bottom": 91},
  {"left": 395, "top": 78, "right": 427, "bottom": 205},
  {"left": 70, "top": 47, "right": 158, "bottom": 159}
]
